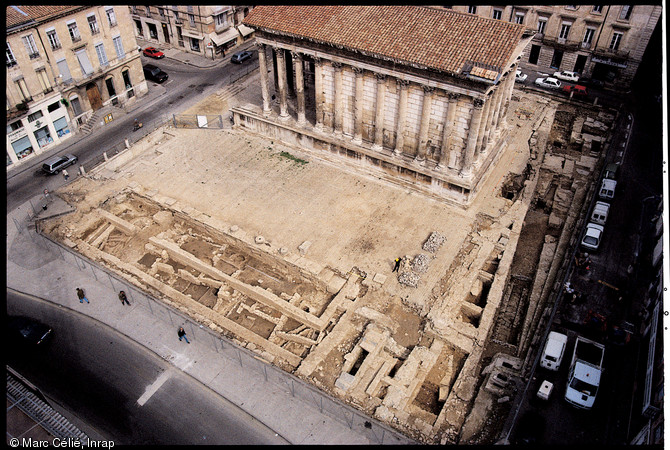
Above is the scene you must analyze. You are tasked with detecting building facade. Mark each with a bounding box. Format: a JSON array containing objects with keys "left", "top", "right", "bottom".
[
  {"left": 129, "top": 5, "right": 254, "bottom": 59},
  {"left": 234, "top": 6, "right": 533, "bottom": 205},
  {"left": 448, "top": 5, "right": 662, "bottom": 91},
  {"left": 6, "top": 5, "right": 146, "bottom": 169}
]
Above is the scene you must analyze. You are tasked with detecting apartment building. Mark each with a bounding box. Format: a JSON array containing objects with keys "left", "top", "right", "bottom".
[
  {"left": 6, "top": 5, "right": 146, "bottom": 169},
  {"left": 129, "top": 6, "right": 254, "bottom": 59},
  {"left": 448, "top": 5, "right": 662, "bottom": 91}
]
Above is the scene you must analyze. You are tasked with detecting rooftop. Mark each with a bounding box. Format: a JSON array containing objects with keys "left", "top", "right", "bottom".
[
  {"left": 243, "top": 5, "right": 527, "bottom": 76},
  {"left": 6, "top": 5, "right": 82, "bottom": 31}
]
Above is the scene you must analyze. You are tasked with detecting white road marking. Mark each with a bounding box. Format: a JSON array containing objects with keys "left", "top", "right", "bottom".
[{"left": 137, "top": 371, "right": 171, "bottom": 406}]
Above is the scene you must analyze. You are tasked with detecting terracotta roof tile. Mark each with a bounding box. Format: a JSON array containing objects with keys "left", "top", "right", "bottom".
[
  {"left": 243, "top": 6, "right": 527, "bottom": 75},
  {"left": 6, "top": 5, "right": 81, "bottom": 29}
]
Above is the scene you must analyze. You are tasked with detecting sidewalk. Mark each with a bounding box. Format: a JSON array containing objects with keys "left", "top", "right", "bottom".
[
  {"left": 137, "top": 36, "right": 257, "bottom": 69},
  {"left": 7, "top": 197, "right": 414, "bottom": 445}
]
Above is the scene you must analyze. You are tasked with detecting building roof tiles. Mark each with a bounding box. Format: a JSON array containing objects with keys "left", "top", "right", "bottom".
[
  {"left": 6, "top": 5, "right": 82, "bottom": 30},
  {"left": 243, "top": 6, "right": 527, "bottom": 75}
]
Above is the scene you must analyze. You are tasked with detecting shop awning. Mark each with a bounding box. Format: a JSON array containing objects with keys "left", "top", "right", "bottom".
[
  {"left": 181, "top": 29, "right": 203, "bottom": 40},
  {"left": 237, "top": 24, "right": 254, "bottom": 37},
  {"left": 209, "top": 27, "right": 239, "bottom": 46}
]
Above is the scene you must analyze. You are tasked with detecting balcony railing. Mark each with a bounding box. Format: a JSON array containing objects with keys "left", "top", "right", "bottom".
[
  {"left": 7, "top": 60, "right": 17, "bottom": 68},
  {"left": 593, "top": 47, "right": 630, "bottom": 59},
  {"left": 71, "top": 35, "right": 81, "bottom": 43},
  {"left": 28, "top": 52, "right": 40, "bottom": 60},
  {"left": 51, "top": 43, "right": 62, "bottom": 50}
]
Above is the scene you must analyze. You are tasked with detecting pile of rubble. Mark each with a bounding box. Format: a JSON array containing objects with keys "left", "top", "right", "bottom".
[
  {"left": 422, "top": 232, "right": 446, "bottom": 253},
  {"left": 411, "top": 254, "right": 430, "bottom": 273}
]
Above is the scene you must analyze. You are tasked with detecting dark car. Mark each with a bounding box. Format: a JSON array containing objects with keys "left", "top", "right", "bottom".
[
  {"left": 8, "top": 316, "right": 53, "bottom": 346},
  {"left": 143, "top": 47, "right": 165, "bottom": 59},
  {"left": 41, "top": 153, "right": 78, "bottom": 174},
  {"left": 143, "top": 64, "right": 168, "bottom": 83},
  {"left": 231, "top": 50, "right": 252, "bottom": 64}
]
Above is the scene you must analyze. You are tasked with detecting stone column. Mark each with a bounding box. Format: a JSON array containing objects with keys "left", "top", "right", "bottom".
[
  {"left": 474, "top": 97, "right": 491, "bottom": 157},
  {"left": 314, "top": 57, "right": 325, "bottom": 131},
  {"left": 393, "top": 80, "right": 410, "bottom": 155},
  {"left": 461, "top": 98, "right": 485, "bottom": 177},
  {"left": 437, "top": 92, "right": 458, "bottom": 169},
  {"left": 498, "top": 68, "right": 516, "bottom": 128},
  {"left": 276, "top": 48, "right": 289, "bottom": 119},
  {"left": 333, "top": 62, "right": 344, "bottom": 135},
  {"left": 352, "top": 67, "right": 364, "bottom": 144},
  {"left": 292, "top": 51, "right": 306, "bottom": 125},
  {"left": 415, "top": 85, "right": 435, "bottom": 164},
  {"left": 372, "top": 73, "right": 387, "bottom": 150},
  {"left": 256, "top": 42, "right": 271, "bottom": 114},
  {"left": 480, "top": 92, "right": 497, "bottom": 155},
  {"left": 490, "top": 82, "right": 506, "bottom": 140}
]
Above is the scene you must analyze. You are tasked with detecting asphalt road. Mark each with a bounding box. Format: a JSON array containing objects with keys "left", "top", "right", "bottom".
[
  {"left": 6, "top": 289, "right": 287, "bottom": 445},
  {"left": 6, "top": 52, "right": 258, "bottom": 213}
]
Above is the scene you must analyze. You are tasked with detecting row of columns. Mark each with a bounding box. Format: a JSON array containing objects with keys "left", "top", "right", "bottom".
[{"left": 256, "top": 42, "right": 516, "bottom": 177}]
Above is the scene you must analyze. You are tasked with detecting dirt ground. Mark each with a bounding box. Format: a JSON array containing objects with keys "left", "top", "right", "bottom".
[{"left": 38, "top": 82, "right": 611, "bottom": 443}]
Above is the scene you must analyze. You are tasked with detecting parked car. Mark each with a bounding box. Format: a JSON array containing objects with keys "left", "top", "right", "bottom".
[
  {"left": 515, "top": 70, "right": 528, "bottom": 83},
  {"left": 562, "top": 84, "right": 588, "bottom": 97},
  {"left": 534, "top": 77, "right": 561, "bottom": 89},
  {"left": 598, "top": 178, "right": 617, "bottom": 201},
  {"left": 143, "top": 47, "right": 165, "bottom": 59},
  {"left": 553, "top": 70, "right": 580, "bottom": 82},
  {"left": 604, "top": 162, "right": 619, "bottom": 180},
  {"left": 590, "top": 201, "right": 610, "bottom": 226},
  {"left": 231, "top": 50, "right": 252, "bottom": 63},
  {"left": 143, "top": 64, "right": 168, "bottom": 83},
  {"left": 41, "top": 153, "right": 78, "bottom": 174},
  {"left": 581, "top": 222, "right": 604, "bottom": 251},
  {"left": 540, "top": 331, "right": 568, "bottom": 371},
  {"left": 8, "top": 316, "right": 53, "bottom": 346}
]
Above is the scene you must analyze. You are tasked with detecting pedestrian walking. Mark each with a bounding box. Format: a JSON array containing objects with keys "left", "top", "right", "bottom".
[
  {"left": 76, "top": 287, "right": 89, "bottom": 303},
  {"left": 118, "top": 290, "right": 130, "bottom": 306},
  {"left": 62, "top": 169, "right": 69, "bottom": 180},
  {"left": 178, "top": 327, "right": 190, "bottom": 344},
  {"left": 392, "top": 257, "right": 401, "bottom": 272}
]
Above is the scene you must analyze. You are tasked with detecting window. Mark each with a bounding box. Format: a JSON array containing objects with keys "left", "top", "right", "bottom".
[
  {"left": 48, "top": 101, "right": 61, "bottom": 113},
  {"left": 583, "top": 27, "right": 596, "bottom": 47},
  {"left": 113, "top": 36, "right": 125, "bottom": 59},
  {"left": 619, "top": 5, "right": 633, "bottom": 20},
  {"left": 145, "top": 6, "right": 151, "bottom": 18},
  {"left": 53, "top": 116, "right": 70, "bottom": 137},
  {"left": 122, "top": 69, "right": 132, "bottom": 89},
  {"left": 468, "top": 6, "right": 477, "bottom": 14},
  {"left": 565, "top": 5, "right": 578, "bottom": 10},
  {"left": 147, "top": 23, "right": 158, "bottom": 39},
  {"left": 34, "top": 126, "right": 53, "bottom": 148},
  {"left": 16, "top": 78, "right": 31, "bottom": 102},
  {"left": 23, "top": 34, "right": 39, "bottom": 59},
  {"left": 95, "top": 43, "right": 108, "bottom": 66},
  {"left": 28, "top": 110, "right": 43, "bottom": 122},
  {"left": 559, "top": 23, "right": 571, "bottom": 40},
  {"left": 515, "top": 13, "right": 525, "bottom": 24},
  {"left": 189, "top": 14, "right": 195, "bottom": 27},
  {"left": 537, "top": 18, "right": 547, "bottom": 35},
  {"left": 7, "top": 120, "right": 23, "bottom": 133},
  {"left": 7, "top": 42, "right": 17, "bottom": 67},
  {"left": 46, "top": 29, "right": 61, "bottom": 50},
  {"left": 215, "top": 13, "right": 227, "bottom": 27},
  {"left": 610, "top": 32, "right": 623, "bottom": 50},
  {"left": 592, "top": 6, "right": 603, "bottom": 13},
  {"left": 68, "top": 22, "right": 81, "bottom": 42},
  {"left": 88, "top": 15, "right": 99, "bottom": 34},
  {"left": 492, "top": 9, "right": 502, "bottom": 20},
  {"left": 106, "top": 8, "right": 117, "bottom": 27},
  {"left": 37, "top": 68, "right": 52, "bottom": 93},
  {"left": 11, "top": 136, "right": 34, "bottom": 160},
  {"left": 75, "top": 48, "right": 94, "bottom": 75},
  {"left": 173, "top": 10, "right": 180, "bottom": 22},
  {"left": 158, "top": 8, "right": 165, "bottom": 18},
  {"left": 190, "top": 37, "right": 200, "bottom": 52},
  {"left": 135, "top": 19, "right": 143, "bottom": 36},
  {"left": 56, "top": 58, "right": 72, "bottom": 82}
]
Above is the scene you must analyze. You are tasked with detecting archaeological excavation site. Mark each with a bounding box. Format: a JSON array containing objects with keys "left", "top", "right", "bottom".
[{"left": 39, "top": 88, "right": 615, "bottom": 443}]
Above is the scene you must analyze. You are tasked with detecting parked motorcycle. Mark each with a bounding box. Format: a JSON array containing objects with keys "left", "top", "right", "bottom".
[{"left": 133, "top": 119, "right": 143, "bottom": 132}]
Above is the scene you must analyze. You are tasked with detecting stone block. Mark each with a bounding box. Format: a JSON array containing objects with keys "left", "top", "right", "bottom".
[
  {"left": 335, "top": 372, "right": 356, "bottom": 391},
  {"left": 327, "top": 274, "right": 347, "bottom": 294},
  {"left": 372, "top": 272, "right": 387, "bottom": 284},
  {"left": 298, "top": 240, "right": 311, "bottom": 255},
  {"left": 153, "top": 210, "right": 173, "bottom": 226}
]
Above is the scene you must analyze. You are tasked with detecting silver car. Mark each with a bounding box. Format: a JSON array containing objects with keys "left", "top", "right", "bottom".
[
  {"left": 41, "top": 153, "right": 78, "bottom": 174},
  {"left": 534, "top": 77, "right": 561, "bottom": 89}
]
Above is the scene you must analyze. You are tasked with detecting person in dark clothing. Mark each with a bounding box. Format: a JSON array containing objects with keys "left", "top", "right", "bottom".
[
  {"left": 76, "top": 287, "right": 89, "bottom": 303},
  {"left": 178, "top": 327, "right": 190, "bottom": 344},
  {"left": 392, "top": 257, "right": 401, "bottom": 272},
  {"left": 118, "top": 290, "right": 130, "bottom": 306}
]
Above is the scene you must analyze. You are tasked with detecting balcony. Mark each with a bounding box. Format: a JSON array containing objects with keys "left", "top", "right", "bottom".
[
  {"left": 51, "top": 43, "right": 62, "bottom": 50},
  {"left": 71, "top": 36, "right": 81, "bottom": 43},
  {"left": 593, "top": 47, "right": 630, "bottom": 59},
  {"left": 541, "top": 36, "right": 581, "bottom": 51},
  {"left": 7, "top": 60, "right": 18, "bottom": 68},
  {"left": 28, "top": 52, "right": 40, "bottom": 60}
]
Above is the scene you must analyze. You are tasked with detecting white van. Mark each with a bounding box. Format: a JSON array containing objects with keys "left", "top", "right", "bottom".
[
  {"left": 599, "top": 179, "right": 616, "bottom": 200},
  {"left": 590, "top": 201, "right": 610, "bottom": 226},
  {"left": 540, "top": 331, "right": 568, "bottom": 371}
]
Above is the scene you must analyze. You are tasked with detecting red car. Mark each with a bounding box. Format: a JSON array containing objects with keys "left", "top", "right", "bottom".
[
  {"left": 143, "top": 47, "right": 164, "bottom": 59},
  {"left": 562, "top": 84, "right": 588, "bottom": 97}
]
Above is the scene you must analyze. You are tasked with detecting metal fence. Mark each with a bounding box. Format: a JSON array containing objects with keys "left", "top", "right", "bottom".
[{"left": 24, "top": 225, "right": 411, "bottom": 444}]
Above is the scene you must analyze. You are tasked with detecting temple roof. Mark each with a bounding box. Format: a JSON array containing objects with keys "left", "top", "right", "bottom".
[{"left": 243, "top": 6, "right": 528, "bottom": 76}]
